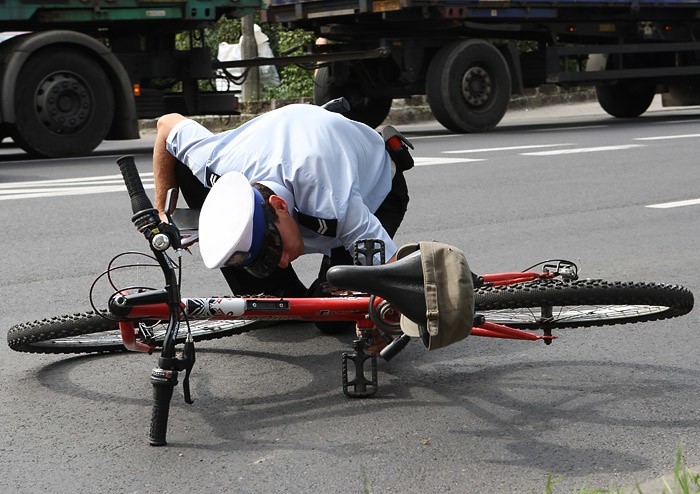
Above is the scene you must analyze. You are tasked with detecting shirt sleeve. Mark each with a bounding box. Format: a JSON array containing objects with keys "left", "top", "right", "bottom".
[{"left": 165, "top": 119, "right": 217, "bottom": 185}]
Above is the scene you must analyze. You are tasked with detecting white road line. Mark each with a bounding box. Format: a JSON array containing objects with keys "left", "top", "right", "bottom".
[
  {"left": 0, "top": 184, "right": 155, "bottom": 201},
  {"left": 0, "top": 173, "right": 154, "bottom": 200},
  {"left": 634, "top": 134, "right": 700, "bottom": 141},
  {"left": 646, "top": 198, "right": 700, "bottom": 209},
  {"left": 409, "top": 134, "right": 465, "bottom": 141},
  {"left": 443, "top": 143, "right": 573, "bottom": 154},
  {"left": 0, "top": 173, "right": 154, "bottom": 188},
  {"left": 0, "top": 179, "right": 132, "bottom": 190},
  {"left": 521, "top": 144, "right": 645, "bottom": 156},
  {"left": 532, "top": 125, "right": 609, "bottom": 132},
  {"left": 413, "top": 157, "right": 485, "bottom": 166}
]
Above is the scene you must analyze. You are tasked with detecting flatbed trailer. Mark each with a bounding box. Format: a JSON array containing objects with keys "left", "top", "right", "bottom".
[{"left": 262, "top": 0, "right": 700, "bottom": 131}]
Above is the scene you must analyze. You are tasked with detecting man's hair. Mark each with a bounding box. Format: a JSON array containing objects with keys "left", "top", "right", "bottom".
[{"left": 252, "top": 182, "right": 278, "bottom": 222}]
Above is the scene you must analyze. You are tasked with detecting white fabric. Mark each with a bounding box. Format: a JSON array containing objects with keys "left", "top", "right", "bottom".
[
  {"left": 166, "top": 104, "right": 396, "bottom": 259},
  {"left": 198, "top": 172, "right": 256, "bottom": 269},
  {"left": 215, "top": 24, "right": 280, "bottom": 91}
]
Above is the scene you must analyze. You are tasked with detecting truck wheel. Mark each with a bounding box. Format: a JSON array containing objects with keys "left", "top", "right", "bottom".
[
  {"left": 426, "top": 40, "right": 511, "bottom": 132},
  {"left": 12, "top": 48, "right": 115, "bottom": 158},
  {"left": 313, "top": 65, "right": 392, "bottom": 129},
  {"left": 595, "top": 80, "right": 655, "bottom": 118}
]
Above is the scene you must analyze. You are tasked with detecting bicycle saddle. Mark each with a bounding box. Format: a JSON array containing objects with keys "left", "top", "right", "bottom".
[{"left": 325, "top": 251, "right": 427, "bottom": 326}]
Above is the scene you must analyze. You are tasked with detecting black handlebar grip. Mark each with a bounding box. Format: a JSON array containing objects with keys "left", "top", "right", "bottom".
[
  {"left": 149, "top": 368, "right": 178, "bottom": 446},
  {"left": 117, "top": 155, "right": 155, "bottom": 215}
]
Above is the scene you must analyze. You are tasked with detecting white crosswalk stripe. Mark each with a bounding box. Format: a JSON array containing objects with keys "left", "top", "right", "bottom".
[{"left": 0, "top": 173, "right": 154, "bottom": 201}]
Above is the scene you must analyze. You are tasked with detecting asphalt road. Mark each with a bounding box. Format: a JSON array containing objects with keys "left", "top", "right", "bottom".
[{"left": 1, "top": 98, "right": 699, "bottom": 493}]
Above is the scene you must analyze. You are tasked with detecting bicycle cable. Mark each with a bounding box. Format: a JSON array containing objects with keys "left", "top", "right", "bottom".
[
  {"left": 520, "top": 259, "right": 579, "bottom": 278},
  {"left": 89, "top": 250, "right": 182, "bottom": 322}
]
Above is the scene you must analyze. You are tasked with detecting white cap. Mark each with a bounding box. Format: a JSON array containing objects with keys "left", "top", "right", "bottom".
[{"left": 199, "top": 172, "right": 266, "bottom": 269}]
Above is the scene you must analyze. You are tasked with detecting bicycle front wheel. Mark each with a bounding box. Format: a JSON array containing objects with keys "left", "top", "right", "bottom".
[
  {"left": 7, "top": 311, "right": 269, "bottom": 355},
  {"left": 474, "top": 279, "right": 694, "bottom": 329}
]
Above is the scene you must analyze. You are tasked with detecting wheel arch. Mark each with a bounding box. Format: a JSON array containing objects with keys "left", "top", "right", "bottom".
[{"left": 0, "top": 30, "right": 139, "bottom": 140}]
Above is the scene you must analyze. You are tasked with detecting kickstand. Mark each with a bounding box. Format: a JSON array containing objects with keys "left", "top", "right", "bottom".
[{"left": 342, "top": 338, "right": 378, "bottom": 397}]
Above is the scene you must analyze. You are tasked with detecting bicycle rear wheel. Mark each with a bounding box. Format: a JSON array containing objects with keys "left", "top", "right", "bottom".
[
  {"left": 474, "top": 279, "right": 693, "bottom": 329},
  {"left": 7, "top": 311, "right": 270, "bottom": 355}
]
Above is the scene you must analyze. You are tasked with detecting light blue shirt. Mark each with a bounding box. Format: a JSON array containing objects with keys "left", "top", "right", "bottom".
[{"left": 167, "top": 104, "right": 396, "bottom": 259}]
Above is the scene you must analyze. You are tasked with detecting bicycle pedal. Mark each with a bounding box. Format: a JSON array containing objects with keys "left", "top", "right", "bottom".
[{"left": 341, "top": 349, "right": 378, "bottom": 398}]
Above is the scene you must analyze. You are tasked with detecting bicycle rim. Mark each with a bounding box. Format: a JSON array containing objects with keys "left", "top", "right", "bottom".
[
  {"left": 7, "top": 311, "right": 271, "bottom": 355},
  {"left": 474, "top": 279, "right": 694, "bottom": 329}
]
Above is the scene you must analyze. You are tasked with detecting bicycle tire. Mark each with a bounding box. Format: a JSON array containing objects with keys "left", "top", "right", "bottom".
[
  {"left": 7, "top": 311, "right": 272, "bottom": 355},
  {"left": 474, "top": 279, "right": 694, "bottom": 329}
]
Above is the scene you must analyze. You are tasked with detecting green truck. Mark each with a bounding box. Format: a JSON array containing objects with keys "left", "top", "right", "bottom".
[{"left": 0, "top": 0, "right": 259, "bottom": 158}]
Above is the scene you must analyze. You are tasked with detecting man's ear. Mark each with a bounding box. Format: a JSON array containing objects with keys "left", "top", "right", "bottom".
[{"left": 268, "top": 195, "right": 288, "bottom": 213}]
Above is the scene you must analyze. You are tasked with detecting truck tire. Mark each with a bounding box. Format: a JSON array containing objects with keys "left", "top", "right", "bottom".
[
  {"left": 313, "top": 65, "right": 392, "bottom": 129},
  {"left": 12, "top": 47, "right": 115, "bottom": 158},
  {"left": 426, "top": 40, "right": 511, "bottom": 132},
  {"left": 595, "top": 80, "right": 655, "bottom": 118}
]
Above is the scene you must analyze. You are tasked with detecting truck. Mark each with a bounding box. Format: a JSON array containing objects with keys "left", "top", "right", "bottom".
[
  {"left": 0, "top": 0, "right": 261, "bottom": 158},
  {"left": 262, "top": 0, "right": 700, "bottom": 132},
  {"left": 4, "top": 0, "right": 700, "bottom": 158}
]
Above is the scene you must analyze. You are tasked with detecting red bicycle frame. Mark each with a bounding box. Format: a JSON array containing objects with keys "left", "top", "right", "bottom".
[{"left": 117, "top": 270, "right": 556, "bottom": 352}]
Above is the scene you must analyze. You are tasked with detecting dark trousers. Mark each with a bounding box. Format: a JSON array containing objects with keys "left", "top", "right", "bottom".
[{"left": 175, "top": 162, "right": 409, "bottom": 297}]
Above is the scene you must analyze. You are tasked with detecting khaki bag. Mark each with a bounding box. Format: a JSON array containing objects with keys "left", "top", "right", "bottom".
[{"left": 397, "top": 242, "right": 474, "bottom": 350}]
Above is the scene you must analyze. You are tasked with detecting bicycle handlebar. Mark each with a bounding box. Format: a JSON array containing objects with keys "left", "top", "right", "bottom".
[
  {"left": 149, "top": 368, "right": 178, "bottom": 446},
  {"left": 117, "top": 155, "right": 156, "bottom": 216},
  {"left": 116, "top": 155, "right": 185, "bottom": 447}
]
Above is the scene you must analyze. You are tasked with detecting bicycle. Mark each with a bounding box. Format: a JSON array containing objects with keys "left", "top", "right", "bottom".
[{"left": 7, "top": 156, "right": 694, "bottom": 446}]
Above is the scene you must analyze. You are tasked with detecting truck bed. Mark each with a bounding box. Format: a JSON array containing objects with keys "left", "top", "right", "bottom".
[
  {"left": 264, "top": 0, "right": 700, "bottom": 24},
  {"left": 0, "top": 0, "right": 260, "bottom": 28}
]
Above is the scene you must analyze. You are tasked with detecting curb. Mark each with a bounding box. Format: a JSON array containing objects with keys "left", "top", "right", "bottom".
[{"left": 139, "top": 86, "right": 597, "bottom": 133}]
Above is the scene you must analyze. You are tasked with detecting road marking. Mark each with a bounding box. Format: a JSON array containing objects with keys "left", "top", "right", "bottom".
[
  {"left": 443, "top": 143, "right": 573, "bottom": 154},
  {"left": 0, "top": 173, "right": 154, "bottom": 200},
  {"left": 413, "top": 157, "right": 485, "bottom": 166},
  {"left": 532, "top": 125, "right": 609, "bottom": 132},
  {"left": 661, "top": 119, "right": 700, "bottom": 125},
  {"left": 521, "top": 144, "right": 645, "bottom": 156},
  {"left": 646, "top": 198, "right": 700, "bottom": 209},
  {"left": 409, "top": 134, "right": 465, "bottom": 141},
  {"left": 634, "top": 133, "right": 700, "bottom": 141}
]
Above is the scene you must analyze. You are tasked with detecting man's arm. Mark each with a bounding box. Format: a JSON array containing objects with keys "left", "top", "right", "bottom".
[{"left": 152, "top": 113, "right": 187, "bottom": 215}]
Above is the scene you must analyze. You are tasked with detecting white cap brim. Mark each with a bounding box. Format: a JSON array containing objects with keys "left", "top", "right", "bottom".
[{"left": 199, "top": 172, "right": 256, "bottom": 269}]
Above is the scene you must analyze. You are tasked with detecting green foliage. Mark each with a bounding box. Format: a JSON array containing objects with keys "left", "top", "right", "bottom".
[
  {"left": 176, "top": 16, "right": 315, "bottom": 99},
  {"left": 263, "top": 24, "right": 316, "bottom": 99}
]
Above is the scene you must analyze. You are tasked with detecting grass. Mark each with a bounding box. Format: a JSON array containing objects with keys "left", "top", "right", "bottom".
[{"left": 542, "top": 447, "right": 700, "bottom": 494}]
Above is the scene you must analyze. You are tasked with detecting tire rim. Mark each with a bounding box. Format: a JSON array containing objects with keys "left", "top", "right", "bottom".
[
  {"left": 461, "top": 66, "right": 492, "bottom": 107},
  {"left": 34, "top": 71, "right": 91, "bottom": 135}
]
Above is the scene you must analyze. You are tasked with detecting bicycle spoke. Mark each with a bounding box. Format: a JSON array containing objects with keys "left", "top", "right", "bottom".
[{"left": 483, "top": 304, "right": 670, "bottom": 325}]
